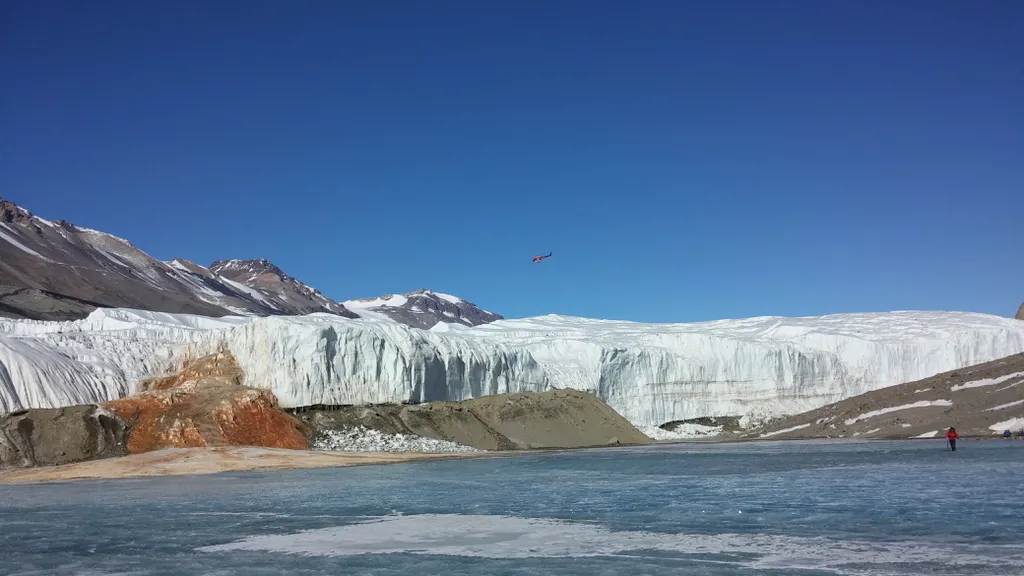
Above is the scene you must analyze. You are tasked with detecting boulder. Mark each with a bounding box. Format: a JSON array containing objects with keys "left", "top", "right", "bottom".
[{"left": 0, "top": 405, "right": 130, "bottom": 468}]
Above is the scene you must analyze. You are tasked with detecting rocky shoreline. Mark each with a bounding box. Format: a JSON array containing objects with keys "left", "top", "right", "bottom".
[
  {"left": 8, "top": 430, "right": 1018, "bottom": 486},
  {"left": 0, "top": 445, "right": 502, "bottom": 485}
]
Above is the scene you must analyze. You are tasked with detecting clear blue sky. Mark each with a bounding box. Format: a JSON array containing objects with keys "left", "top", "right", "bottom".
[{"left": 2, "top": 1, "right": 1022, "bottom": 322}]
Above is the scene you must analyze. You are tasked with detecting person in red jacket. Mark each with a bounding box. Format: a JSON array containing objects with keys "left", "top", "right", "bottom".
[{"left": 946, "top": 427, "right": 959, "bottom": 451}]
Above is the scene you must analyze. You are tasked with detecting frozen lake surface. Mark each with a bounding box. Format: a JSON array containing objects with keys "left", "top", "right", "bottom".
[{"left": 2, "top": 439, "right": 1023, "bottom": 575}]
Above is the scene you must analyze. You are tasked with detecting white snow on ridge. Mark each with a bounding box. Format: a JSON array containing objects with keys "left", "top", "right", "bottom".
[
  {"left": 759, "top": 423, "right": 810, "bottom": 438},
  {"left": 433, "top": 292, "right": 464, "bottom": 304},
  {"left": 988, "top": 418, "right": 1024, "bottom": 433},
  {"left": 985, "top": 399, "right": 1024, "bottom": 412},
  {"left": 844, "top": 400, "right": 953, "bottom": 426},
  {"left": 76, "top": 228, "right": 168, "bottom": 288},
  {"left": 217, "top": 276, "right": 276, "bottom": 308},
  {"left": 949, "top": 371, "right": 1024, "bottom": 392},
  {"left": 166, "top": 259, "right": 193, "bottom": 273},
  {"left": 1, "top": 309, "right": 1024, "bottom": 429},
  {"left": 344, "top": 294, "right": 409, "bottom": 309},
  {"left": 0, "top": 223, "right": 54, "bottom": 262}
]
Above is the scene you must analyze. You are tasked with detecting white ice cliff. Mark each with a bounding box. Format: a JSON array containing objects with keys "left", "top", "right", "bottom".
[{"left": 1, "top": 308, "right": 1023, "bottom": 427}]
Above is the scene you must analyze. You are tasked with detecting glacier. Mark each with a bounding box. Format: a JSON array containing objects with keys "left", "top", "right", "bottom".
[{"left": 1, "top": 308, "right": 1023, "bottom": 427}]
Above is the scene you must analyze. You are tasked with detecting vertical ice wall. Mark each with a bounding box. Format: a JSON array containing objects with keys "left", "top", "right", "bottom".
[{"left": 2, "top": 308, "right": 1023, "bottom": 427}]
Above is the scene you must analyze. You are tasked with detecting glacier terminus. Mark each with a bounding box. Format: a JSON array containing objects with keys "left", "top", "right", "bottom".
[{"left": 2, "top": 308, "right": 1023, "bottom": 428}]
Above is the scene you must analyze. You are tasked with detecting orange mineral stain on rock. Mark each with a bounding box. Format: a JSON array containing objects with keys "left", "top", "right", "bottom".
[
  {"left": 140, "top": 352, "right": 244, "bottom": 391},
  {"left": 103, "top": 353, "right": 310, "bottom": 454},
  {"left": 211, "top": 389, "right": 308, "bottom": 450},
  {"left": 166, "top": 418, "right": 208, "bottom": 447}
]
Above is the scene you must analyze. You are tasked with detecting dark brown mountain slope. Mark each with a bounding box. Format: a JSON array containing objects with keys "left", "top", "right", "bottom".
[
  {"left": 0, "top": 198, "right": 502, "bottom": 328},
  {"left": 0, "top": 198, "right": 355, "bottom": 319}
]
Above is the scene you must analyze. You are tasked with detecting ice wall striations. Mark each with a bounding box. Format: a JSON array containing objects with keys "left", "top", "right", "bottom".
[
  {"left": 1, "top": 309, "right": 1024, "bottom": 427},
  {"left": 0, "top": 337, "right": 129, "bottom": 413},
  {"left": 197, "top": 316, "right": 551, "bottom": 406},
  {"left": 0, "top": 309, "right": 246, "bottom": 412},
  {"left": 460, "top": 313, "right": 1024, "bottom": 425}
]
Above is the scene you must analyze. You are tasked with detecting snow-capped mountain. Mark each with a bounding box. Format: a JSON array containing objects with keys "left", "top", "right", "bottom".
[
  {"left": 0, "top": 199, "right": 499, "bottom": 328},
  {"left": 343, "top": 289, "right": 503, "bottom": 329},
  {"left": 164, "top": 257, "right": 359, "bottom": 318},
  {"left": 1, "top": 198, "right": 236, "bottom": 318},
  {"left": 1017, "top": 301, "right": 1024, "bottom": 320},
  {"left": 0, "top": 197, "right": 363, "bottom": 319},
  {"left": 2, "top": 307, "right": 1023, "bottom": 427},
  {"left": 6, "top": 197, "right": 1020, "bottom": 426}
]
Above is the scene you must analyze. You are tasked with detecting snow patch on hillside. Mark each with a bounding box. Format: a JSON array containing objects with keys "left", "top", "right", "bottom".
[
  {"left": 759, "top": 423, "right": 810, "bottom": 438},
  {"left": 989, "top": 418, "right": 1024, "bottom": 433},
  {"left": 0, "top": 223, "right": 53, "bottom": 262},
  {"left": 345, "top": 294, "right": 409, "bottom": 309},
  {"left": 217, "top": 276, "right": 276, "bottom": 308},
  {"left": 950, "top": 372, "right": 1024, "bottom": 392},
  {"left": 844, "top": 400, "right": 952, "bottom": 426},
  {"left": 434, "top": 292, "right": 463, "bottom": 304},
  {"left": 985, "top": 399, "right": 1024, "bottom": 412}
]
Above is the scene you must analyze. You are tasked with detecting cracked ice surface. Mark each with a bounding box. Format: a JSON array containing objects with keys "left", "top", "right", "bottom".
[{"left": 2, "top": 308, "right": 1024, "bottom": 428}]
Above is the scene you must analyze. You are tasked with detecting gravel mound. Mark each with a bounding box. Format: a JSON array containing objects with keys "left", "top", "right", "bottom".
[
  {"left": 311, "top": 426, "right": 484, "bottom": 453},
  {"left": 0, "top": 405, "right": 129, "bottom": 469},
  {"left": 297, "top": 388, "right": 653, "bottom": 451},
  {"left": 641, "top": 423, "right": 724, "bottom": 440}
]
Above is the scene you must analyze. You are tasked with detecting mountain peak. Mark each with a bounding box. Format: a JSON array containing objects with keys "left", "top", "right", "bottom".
[
  {"left": 405, "top": 288, "right": 458, "bottom": 299},
  {"left": 0, "top": 199, "right": 502, "bottom": 327},
  {"left": 209, "top": 258, "right": 283, "bottom": 276},
  {"left": 343, "top": 288, "right": 501, "bottom": 329},
  {"left": 1, "top": 198, "right": 34, "bottom": 225},
  {"left": 209, "top": 258, "right": 355, "bottom": 318},
  {"left": 0, "top": 200, "right": 359, "bottom": 320}
]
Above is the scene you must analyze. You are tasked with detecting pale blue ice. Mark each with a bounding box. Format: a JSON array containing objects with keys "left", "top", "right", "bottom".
[{"left": 2, "top": 439, "right": 1023, "bottom": 575}]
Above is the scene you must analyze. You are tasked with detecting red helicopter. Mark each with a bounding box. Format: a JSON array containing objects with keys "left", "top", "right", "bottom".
[{"left": 532, "top": 252, "right": 553, "bottom": 263}]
